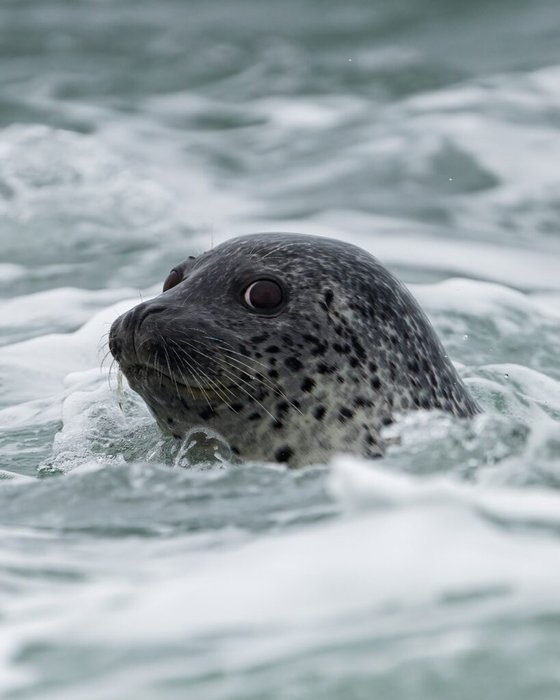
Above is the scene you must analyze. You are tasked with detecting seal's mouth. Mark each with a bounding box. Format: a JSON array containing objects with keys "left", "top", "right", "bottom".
[{"left": 120, "top": 363, "right": 229, "bottom": 403}]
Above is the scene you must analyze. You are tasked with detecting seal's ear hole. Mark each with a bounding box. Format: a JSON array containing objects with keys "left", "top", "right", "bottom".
[
  {"left": 163, "top": 269, "right": 181, "bottom": 292},
  {"left": 243, "top": 279, "right": 284, "bottom": 313}
]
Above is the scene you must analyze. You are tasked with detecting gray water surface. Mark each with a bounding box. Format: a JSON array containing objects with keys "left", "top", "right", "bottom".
[{"left": 2, "top": 1, "right": 560, "bottom": 698}]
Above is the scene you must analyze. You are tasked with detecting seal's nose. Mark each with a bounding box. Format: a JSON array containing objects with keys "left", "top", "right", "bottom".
[{"left": 109, "top": 300, "right": 167, "bottom": 365}]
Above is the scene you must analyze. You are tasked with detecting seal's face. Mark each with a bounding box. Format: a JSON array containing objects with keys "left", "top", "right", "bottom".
[{"left": 109, "top": 233, "right": 479, "bottom": 467}]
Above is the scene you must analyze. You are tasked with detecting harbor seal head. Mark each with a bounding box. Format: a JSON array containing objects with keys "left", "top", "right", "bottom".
[{"left": 108, "top": 233, "right": 480, "bottom": 467}]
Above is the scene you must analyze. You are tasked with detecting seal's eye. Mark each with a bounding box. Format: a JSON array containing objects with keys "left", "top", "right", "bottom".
[
  {"left": 243, "top": 279, "right": 284, "bottom": 312},
  {"left": 163, "top": 269, "right": 181, "bottom": 292}
]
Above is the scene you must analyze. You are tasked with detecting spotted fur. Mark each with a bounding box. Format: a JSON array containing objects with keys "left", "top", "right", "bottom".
[{"left": 109, "top": 233, "right": 480, "bottom": 467}]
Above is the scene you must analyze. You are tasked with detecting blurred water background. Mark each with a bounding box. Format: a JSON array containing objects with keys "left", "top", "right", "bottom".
[{"left": 1, "top": 0, "right": 560, "bottom": 697}]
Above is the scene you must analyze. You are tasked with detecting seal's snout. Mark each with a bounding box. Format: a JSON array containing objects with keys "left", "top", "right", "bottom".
[{"left": 109, "top": 300, "right": 167, "bottom": 367}]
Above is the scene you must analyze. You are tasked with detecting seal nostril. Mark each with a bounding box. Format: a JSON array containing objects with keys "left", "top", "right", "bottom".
[{"left": 134, "top": 303, "right": 167, "bottom": 331}]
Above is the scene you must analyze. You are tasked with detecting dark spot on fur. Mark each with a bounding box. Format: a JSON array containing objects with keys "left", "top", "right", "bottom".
[
  {"left": 302, "top": 335, "right": 328, "bottom": 356},
  {"left": 408, "top": 359, "right": 420, "bottom": 374},
  {"left": 350, "top": 334, "right": 366, "bottom": 360},
  {"left": 248, "top": 412, "right": 261, "bottom": 421},
  {"left": 231, "top": 402, "right": 244, "bottom": 412},
  {"left": 314, "top": 405, "right": 326, "bottom": 421},
  {"left": 275, "top": 446, "right": 293, "bottom": 463},
  {"left": 353, "top": 396, "right": 373, "bottom": 409},
  {"left": 268, "top": 369, "right": 279, "bottom": 379},
  {"left": 333, "top": 343, "right": 350, "bottom": 354},
  {"left": 317, "top": 362, "right": 335, "bottom": 375},
  {"left": 251, "top": 334, "right": 268, "bottom": 344},
  {"left": 370, "top": 375, "right": 381, "bottom": 390},
  {"left": 198, "top": 407, "right": 216, "bottom": 420},
  {"left": 301, "top": 376, "right": 315, "bottom": 392},
  {"left": 285, "top": 357, "right": 303, "bottom": 371},
  {"left": 266, "top": 345, "right": 280, "bottom": 353},
  {"left": 324, "top": 289, "right": 334, "bottom": 307},
  {"left": 338, "top": 406, "right": 354, "bottom": 422}
]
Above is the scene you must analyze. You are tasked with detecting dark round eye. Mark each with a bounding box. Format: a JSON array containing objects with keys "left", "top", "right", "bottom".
[
  {"left": 243, "top": 279, "right": 284, "bottom": 312},
  {"left": 163, "top": 269, "right": 181, "bottom": 292}
]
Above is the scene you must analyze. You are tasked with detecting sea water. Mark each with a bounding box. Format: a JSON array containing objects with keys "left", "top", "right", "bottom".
[{"left": 1, "top": 1, "right": 560, "bottom": 697}]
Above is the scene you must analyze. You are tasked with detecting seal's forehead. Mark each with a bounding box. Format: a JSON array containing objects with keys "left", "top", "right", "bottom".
[{"left": 211, "top": 233, "right": 366, "bottom": 267}]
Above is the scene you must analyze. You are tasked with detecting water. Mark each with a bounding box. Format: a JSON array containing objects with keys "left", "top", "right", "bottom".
[{"left": 1, "top": 0, "right": 560, "bottom": 697}]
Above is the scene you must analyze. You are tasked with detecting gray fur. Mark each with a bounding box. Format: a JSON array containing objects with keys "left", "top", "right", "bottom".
[{"left": 109, "top": 233, "right": 480, "bottom": 467}]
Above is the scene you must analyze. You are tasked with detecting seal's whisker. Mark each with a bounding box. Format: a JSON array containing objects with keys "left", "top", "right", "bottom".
[
  {"left": 180, "top": 330, "right": 278, "bottom": 388},
  {"left": 215, "top": 352, "right": 303, "bottom": 417},
  {"left": 194, "top": 337, "right": 300, "bottom": 417},
  {"left": 214, "top": 360, "right": 278, "bottom": 418},
  {"left": 107, "top": 358, "right": 119, "bottom": 391},
  {"left": 168, "top": 338, "right": 238, "bottom": 409},
  {"left": 167, "top": 342, "right": 208, "bottom": 407},
  {"left": 259, "top": 241, "right": 303, "bottom": 261},
  {"left": 98, "top": 334, "right": 110, "bottom": 358},
  {"left": 213, "top": 361, "right": 277, "bottom": 421},
  {"left": 175, "top": 344, "right": 282, "bottom": 422},
  {"left": 196, "top": 332, "right": 271, "bottom": 372},
  {"left": 99, "top": 348, "right": 113, "bottom": 371},
  {"left": 98, "top": 333, "right": 110, "bottom": 352},
  {"left": 160, "top": 337, "right": 185, "bottom": 404},
  {"left": 167, "top": 336, "right": 273, "bottom": 419},
  {"left": 163, "top": 340, "right": 196, "bottom": 402},
  {"left": 167, "top": 338, "right": 236, "bottom": 411},
  {"left": 208, "top": 347, "right": 303, "bottom": 416},
  {"left": 167, "top": 330, "right": 302, "bottom": 415}
]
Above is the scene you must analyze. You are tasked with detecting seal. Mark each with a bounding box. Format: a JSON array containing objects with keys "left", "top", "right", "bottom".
[{"left": 109, "top": 233, "right": 480, "bottom": 467}]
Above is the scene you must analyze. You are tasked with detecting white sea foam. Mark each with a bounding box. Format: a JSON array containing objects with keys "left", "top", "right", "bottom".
[{"left": 2, "top": 457, "right": 560, "bottom": 697}]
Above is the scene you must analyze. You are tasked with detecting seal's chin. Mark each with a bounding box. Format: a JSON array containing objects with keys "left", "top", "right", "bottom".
[{"left": 119, "top": 363, "right": 227, "bottom": 404}]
